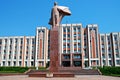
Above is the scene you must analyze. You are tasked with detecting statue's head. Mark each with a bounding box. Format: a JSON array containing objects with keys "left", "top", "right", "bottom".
[{"left": 54, "top": 1, "right": 58, "bottom": 6}]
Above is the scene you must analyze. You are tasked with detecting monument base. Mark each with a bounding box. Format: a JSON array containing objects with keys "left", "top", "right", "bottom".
[
  {"left": 49, "top": 29, "right": 59, "bottom": 72},
  {"left": 28, "top": 72, "right": 74, "bottom": 77}
]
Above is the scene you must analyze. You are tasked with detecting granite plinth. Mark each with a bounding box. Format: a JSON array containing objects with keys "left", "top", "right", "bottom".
[
  {"left": 28, "top": 72, "right": 74, "bottom": 77},
  {"left": 49, "top": 29, "right": 59, "bottom": 72}
]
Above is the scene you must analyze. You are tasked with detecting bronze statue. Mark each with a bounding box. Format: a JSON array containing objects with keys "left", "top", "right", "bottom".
[{"left": 49, "top": 2, "right": 71, "bottom": 28}]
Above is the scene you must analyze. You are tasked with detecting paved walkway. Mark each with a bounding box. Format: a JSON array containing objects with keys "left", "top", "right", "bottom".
[{"left": 0, "top": 75, "right": 119, "bottom": 80}]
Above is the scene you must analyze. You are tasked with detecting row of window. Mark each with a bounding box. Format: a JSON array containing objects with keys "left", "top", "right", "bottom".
[
  {"left": 102, "top": 53, "right": 120, "bottom": 59},
  {"left": 63, "top": 26, "right": 81, "bottom": 32},
  {"left": 102, "top": 60, "right": 120, "bottom": 65},
  {"left": 1, "top": 61, "right": 34, "bottom": 66},
  {"left": 63, "top": 49, "right": 81, "bottom": 53},
  {"left": 2, "top": 53, "right": 34, "bottom": 60},
  {"left": 63, "top": 34, "right": 81, "bottom": 38},
  {"left": 0, "top": 38, "right": 35, "bottom": 45},
  {"left": 63, "top": 54, "right": 81, "bottom": 59}
]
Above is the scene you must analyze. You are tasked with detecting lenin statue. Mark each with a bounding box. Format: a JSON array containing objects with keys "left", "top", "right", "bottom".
[{"left": 49, "top": 2, "right": 71, "bottom": 28}]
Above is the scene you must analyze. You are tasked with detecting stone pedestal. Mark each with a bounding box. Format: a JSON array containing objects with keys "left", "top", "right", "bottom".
[{"left": 49, "top": 28, "right": 59, "bottom": 72}]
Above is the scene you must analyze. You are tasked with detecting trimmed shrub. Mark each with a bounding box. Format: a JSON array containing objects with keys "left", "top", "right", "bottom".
[
  {"left": 29, "top": 67, "right": 46, "bottom": 70},
  {"left": 0, "top": 67, "right": 29, "bottom": 73},
  {"left": 98, "top": 66, "right": 120, "bottom": 75}
]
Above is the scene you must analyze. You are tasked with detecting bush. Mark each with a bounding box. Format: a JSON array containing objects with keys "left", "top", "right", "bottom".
[
  {"left": 29, "top": 67, "right": 46, "bottom": 70},
  {"left": 0, "top": 67, "right": 29, "bottom": 73},
  {"left": 98, "top": 66, "right": 120, "bottom": 75},
  {"left": 0, "top": 66, "right": 46, "bottom": 73}
]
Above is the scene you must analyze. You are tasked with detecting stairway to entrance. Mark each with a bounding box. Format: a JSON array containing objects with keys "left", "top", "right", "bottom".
[{"left": 58, "top": 67, "right": 100, "bottom": 75}]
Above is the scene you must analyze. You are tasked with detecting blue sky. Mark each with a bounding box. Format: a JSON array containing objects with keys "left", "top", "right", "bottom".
[{"left": 0, "top": 0, "right": 120, "bottom": 36}]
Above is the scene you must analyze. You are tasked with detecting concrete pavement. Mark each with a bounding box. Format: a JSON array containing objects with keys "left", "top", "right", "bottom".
[{"left": 0, "top": 75, "right": 119, "bottom": 80}]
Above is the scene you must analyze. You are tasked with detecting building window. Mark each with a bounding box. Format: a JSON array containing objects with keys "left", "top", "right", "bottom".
[
  {"left": 15, "top": 46, "right": 17, "bottom": 50},
  {"left": 67, "top": 39, "right": 70, "bottom": 43},
  {"left": 63, "top": 28, "right": 66, "bottom": 32},
  {"left": 9, "top": 53, "right": 11, "bottom": 59},
  {"left": 14, "top": 54, "right": 16, "bottom": 59},
  {"left": 108, "top": 54, "right": 112, "bottom": 58},
  {"left": 115, "top": 49, "right": 119, "bottom": 53},
  {"left": 31, "top": 61, "right": 34, "bottom": 66},
  {"left": 14, "top": 61, "right": 16, "bottom": 66},
  {"left": 77, "top": 27, "right": 80, "bottom": 32},
  {"left": 74, "top": 44, "right": 77, "bottom": 48},
  {"left": 101, "top": 36, "right": 104, "bottom": 41},
  {"left": 63, "top": 44, "right": 66, "bottom": 48},
  {"left": 10, "top": 39, "right": 12, "bottom": 44},
  {"left": 25, "top": 61, "right": 27, "bottom": 66},
  {"left": 78, "top": 50, "right": 81, "bottom": 53},
  {"left": 8, "top": 61, "right": 10, "bottom": 66},
  {"left": 26, "top": 51, "right": 28, "bottom": 59},
  {"left": 78, "top": 39, "right": 81, "bottom": 42},
  {"left": 74, "top": 49, "right": 77, "bottom": 53},
  {"left": 3, "top": 61, "right": 5, "bottom": 66},
  {"left": 67, "top": 28, "right": 70, "bottom": 32},
  {"left": 63, "top": 50, "right": 66, "bottom": 53},
  {"left": 10, "top": 45, "right": 12, "bottom": 50},
  {"left": 107, "top": 36, "right": 110, "bottom": 40},
  {"left": 32, "top": 46, "right": 34, "bottom": 50},
  {"left": 67, "top": 44, "right": 70, "bottom": 48},
  {"left": 20, "top": 46, "right": 22, "bottom": 50},
  {"left": 31, "top": 54, "right": 34, "bottom": 59},
  {"left": 19, "top": 54, "right": 22, "bottom": 59},
  {"left": 78, "top": 34, "right": 81, "bottom": 37},
  {"left": 32, "top": 39, "right": 34, "bottom": 44},
  {"left": 4, "top": 50, "right": 6, "bottom": 53},
  {"left": 78, "top": 44, "right": 81, "bottom": 48},
  {"left": 19, "top": 61, "right": 22, "bottom": 66},
  {"left": 114, "top": 35, "right": 117, "bottom": 41},
  {"left": 73, "top": 27, "right": 76, "bottom": 32},
  {"left": 3, "top": 54, "right": 6, "bottom": 59},
  {"left": 103, "top": 60, "right": 106, "bottom": 65},
  {"left": 74, "top": 39, "right": 77, "bottom": 42},
  {"left": 96, "top": 60, "right": 99, "bottom": 65},
  {"left": 19, "top": 56, "right": 22, "bottom": 59},
  {"left": 116, "top": 53, "right": 119, "bottom": 58},
  {"left": 73, "top": 61, "right": 81, "bottom": 67},
  {"left": 74, "top": 34, "right": 77, "bottom": 37},
  {"left": 27, "top": 39, "right": 29, "bottom": 44},
  {"left": 63, "top": 55, "right": 70, "bottom": 59},
  {"left": 5, "top": 39, "right": 7, "bottom": 43},
  {"left": 63, "top": 39, "right": 66, "bottom": 42},
  {"left": 67, "top": 34, "right": 70, "bottom": 38},
  {"left": 108, "top": 49, "right": 111, "bottom": 53},
  {"left": 109, "top": 60, "right": 112, "bottom": 65},
  {"left": 102, "top": 54, "right": 105, "bottom": 58},
  {"left": 74, "top": 55, "right": 80, "bottom": 59},
  {"left": 21, "top": 40, "right": 23, "bottom": 44},
  {"left": 15, "top": 38, "right": 18, "bottom": 43},
  {"left": 116, "top": 60, "right": 120, "bottom": 65},
  {"left": 0, "top": 39, "right": 2, "bottom": 45},
  {"left": 63, "top": 34, "right": 66, "bottom": 38},
  {"left": 102, "top": 48, "right": 105, "bottom": 52},
  {"left": 67, "top": 50, "right": 70, "bottom": 53}
]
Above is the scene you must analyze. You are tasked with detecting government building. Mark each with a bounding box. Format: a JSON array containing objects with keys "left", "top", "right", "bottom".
[{"left": 0, "top": 23, "right": 120, "bottom": 68}]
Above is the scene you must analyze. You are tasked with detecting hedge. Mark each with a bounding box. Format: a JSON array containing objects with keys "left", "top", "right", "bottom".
[
  {"left": 29, "top": 67, "right": 46, "bottom": 70},
  {"left": 0, "top": 67, "right": 29, "bottom": 73},
  {"left": 98, "top": 66, "right": 120, "bottom": 75}
]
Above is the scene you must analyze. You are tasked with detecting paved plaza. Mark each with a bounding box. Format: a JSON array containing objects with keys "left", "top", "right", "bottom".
[{"left": 0, "top": 75, "right": 119, "bottom": 80}]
